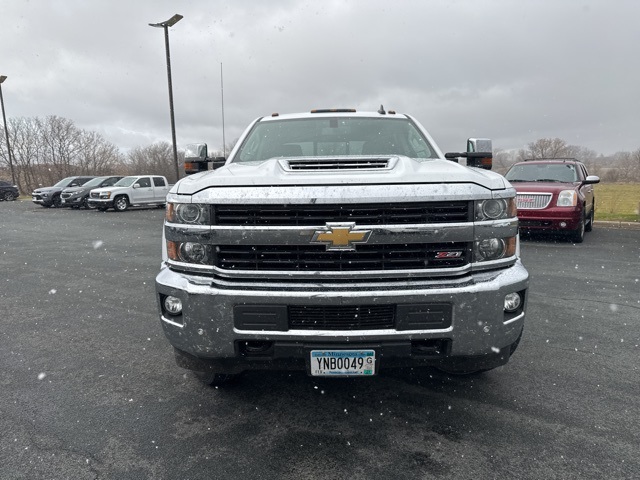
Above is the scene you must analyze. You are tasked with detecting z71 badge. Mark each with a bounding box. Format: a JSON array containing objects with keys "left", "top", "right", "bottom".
[{"left": 435, "top": 251, "right": 463, "bottom": 259}]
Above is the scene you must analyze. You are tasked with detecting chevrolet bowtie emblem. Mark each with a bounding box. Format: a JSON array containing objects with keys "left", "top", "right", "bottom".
[{"left": 311, "top": 223, "right": 372, "bottom": 251}]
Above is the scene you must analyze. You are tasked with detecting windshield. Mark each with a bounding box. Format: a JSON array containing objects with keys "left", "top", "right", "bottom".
[
  {"left": 505, "top": 163, "right": 578, "bottom": 183},
  {"left": 53, "top": 177, "right": 76, "bottom": 187},
  {"left": 114, "top": 177, "right": 137, "bottom": 187},
  {"left": 81, "top": 177, "right": 107, "bottom": 188},
  {"left": 233, "top": 116, "right": 438, "bottom": 163}
]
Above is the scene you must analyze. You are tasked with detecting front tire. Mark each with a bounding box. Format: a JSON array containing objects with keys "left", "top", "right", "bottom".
[
  {"left": 113, "top": 195, "right": 129, "bottom": 212},
  {"left": 3, "top": 192, "right": 18, "bottom": 201},
  {"left": 570, "top": 216, "right": 585, "bottom": 243},
  {"left": 52, "top": 195, "right": 62, "bottom": 208},
  {"left": 585, "top": 203, "right": 594, "bottom": 232}
]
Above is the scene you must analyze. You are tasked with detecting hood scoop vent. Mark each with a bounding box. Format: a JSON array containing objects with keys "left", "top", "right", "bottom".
[{"left": 281, "top": 157, "right": 397, "bottom": 172}]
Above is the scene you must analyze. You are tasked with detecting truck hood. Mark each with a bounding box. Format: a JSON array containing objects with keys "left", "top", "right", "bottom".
[
  {"left": 32, "top": 186, "right": 63, "bottom": 194},
  {"left": 509, "top": 181, "right": 580, "bottom": 193},
  {"left": 174, "top": 156, "right": 509, "bottom": 195},
  {"left": 62, "top": 186, "right": 88, "bottom": 194},
  {"left": 90, "top": 186, "right": 129, "bottom": 194}
]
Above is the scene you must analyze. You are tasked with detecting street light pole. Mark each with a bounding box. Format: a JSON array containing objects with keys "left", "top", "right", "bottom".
[
  {"left": 0, "top": 75, "right": 17, "bottom": 186},
  {"left": 149, "top": 14, "right": 183, "bottom": 182}
]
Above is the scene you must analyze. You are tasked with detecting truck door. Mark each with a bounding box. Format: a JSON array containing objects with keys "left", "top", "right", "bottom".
[
  {"left": 152, "top": 177, "right": 168, "bottom": 202},
  {"left": 132, "top": 177, "right": 154, "bottom": 203}
]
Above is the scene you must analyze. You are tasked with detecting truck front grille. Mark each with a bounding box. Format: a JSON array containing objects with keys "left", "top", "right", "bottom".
[
  {"left": 289, "top": 305, "right": 395, "bottom": 330},
  {"left": 213, "top": 202, "right": 471, "bottom": 226},
  {"left": 516, "top": 193, "right": 552, "bottom": 210},
  {"left": 216, "top": 242, "right": 470, "bottom": 271}
]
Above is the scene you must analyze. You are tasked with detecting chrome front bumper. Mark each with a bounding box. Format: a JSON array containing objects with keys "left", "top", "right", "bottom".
[{"left": 155, "top": 261, "right": 529, "bottom": 372}]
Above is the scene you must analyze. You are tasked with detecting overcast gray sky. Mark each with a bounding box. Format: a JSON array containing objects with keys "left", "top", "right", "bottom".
[{"left": 1, "top": 0, "right": 639, "bottom": 156}]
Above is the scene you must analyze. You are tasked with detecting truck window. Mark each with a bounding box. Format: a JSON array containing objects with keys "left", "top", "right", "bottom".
[
  {"left": 153, "top": 177, "right": 166, "bottom": 187},
  {"left": 234, "top": 117, "right": 438, "bottom": 162}
]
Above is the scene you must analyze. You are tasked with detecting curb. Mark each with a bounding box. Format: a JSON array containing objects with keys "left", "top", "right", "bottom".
[{"left": 593, "top": 221, "right": 640, "bottom": 230}]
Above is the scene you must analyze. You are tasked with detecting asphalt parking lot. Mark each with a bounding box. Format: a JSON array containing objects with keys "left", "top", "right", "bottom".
[{"left": 1, "top": 200, "right": 638, "bottom": 479}]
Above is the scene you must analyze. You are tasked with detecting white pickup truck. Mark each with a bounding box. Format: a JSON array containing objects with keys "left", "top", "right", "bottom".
[
  {"left": 87, "top": 175, "right": 170, "bottom": 211},
  {"left": 156, "top": 108, "right": 529, "bottom": 386}
]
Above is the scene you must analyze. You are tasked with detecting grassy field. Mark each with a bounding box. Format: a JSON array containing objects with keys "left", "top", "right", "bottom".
[{"left": 595, "top": 183, "right": 640, "bottom": 222}]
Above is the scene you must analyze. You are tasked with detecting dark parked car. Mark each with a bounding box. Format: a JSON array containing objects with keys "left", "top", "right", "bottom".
[
  {"left": 31, "top": 176, "right": 95, "bottom": 208},
  {"left": 504, "top": 158, "right": 600, "bottom": 243},
  {"left": 0, "top": 180, "right": 19, "bottom": 201},
  {"left": 60, "top": 175, "right": 124, "bottom": 209}
]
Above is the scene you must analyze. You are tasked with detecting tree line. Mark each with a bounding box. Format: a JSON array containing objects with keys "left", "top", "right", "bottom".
[
  {"left": 0, "top": 116, "right": 182, "bottom": 193},
  {"left": 2, "top": 116, "right": 640, "bottom": 194}
]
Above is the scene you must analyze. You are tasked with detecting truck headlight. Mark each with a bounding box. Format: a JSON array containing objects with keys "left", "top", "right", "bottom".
[
  {"left": 166, "top": 203, "right": 210, "bottom": 225},
  {"left": 556, "top": 190, "right": 577, "bottom": 207},
  {"left": 474, "top": 236, "right": 516, "bottom": 261},
  {"left": 475, "top": 198, "right": 516, "bottom": 221},
  {"left": 100, "top": 191, "right": 112, "bottom": 199}
]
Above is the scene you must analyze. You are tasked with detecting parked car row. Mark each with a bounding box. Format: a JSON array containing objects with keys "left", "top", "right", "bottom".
[
  {"left": 60, "top": 176, "right": 123, "bottom": 208},
  {"left": 30, "top": 175, "right": 171, "bottom": 212},
  {"left": 13, "top": 159, "right": 600, "bottom": 244}
]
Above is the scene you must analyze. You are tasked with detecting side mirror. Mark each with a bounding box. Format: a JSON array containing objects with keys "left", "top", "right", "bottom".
[
  {"left": 584, "top": 175, "right": 600, "bottom": 185},
  {"left": 133, "top": 183, "right": 140, "bottom": 189},
  {"left": 185, "top": 143, "right": 208, "bottom": 161},
  {"left": 185, "top": 143, "right": 209, "bottom": 175},
  {"left": 445, "top": 138, "right": 493, "bottom": 170},
  {"left": 184, "top": 143, "right": 227, "bottom": 174}
]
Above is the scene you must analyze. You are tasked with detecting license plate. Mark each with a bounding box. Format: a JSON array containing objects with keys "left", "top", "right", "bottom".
[{"left": 310, "top": 350, "right": 376, "bottom": 376}]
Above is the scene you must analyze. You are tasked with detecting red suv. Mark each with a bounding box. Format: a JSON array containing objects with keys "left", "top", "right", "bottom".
[{"left": 504, "top": 158, "right": 600, "bottom": 243}]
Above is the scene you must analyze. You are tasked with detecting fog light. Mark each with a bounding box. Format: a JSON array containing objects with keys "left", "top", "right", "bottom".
[
  {"left": 504, "top": 292, "right": 522, "bottom": 312},
  {"left": 164, "top": 296, "right": 183, "bottom": 316},
  {"left": 559, "top": 221, "right": 567, "bottom": 228}
]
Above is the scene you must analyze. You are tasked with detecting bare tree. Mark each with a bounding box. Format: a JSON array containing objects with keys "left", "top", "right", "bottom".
[
  {"left": 493, "top": 148, "right": 519, "bottom": 174},
  {"left": 632, "top": 148, "right": 640, "bottom": 182},
  {"left": 76, "top": 131, "right": 125, "bottom": 175},
  {"left": 518, "top": 138, "right": 573, "bottom": 160},
  {"left": 0, "top": 115, "right": 123, "bottom": 193},
  {"left": 127, "top": 142, "right": 181, "bottom": 183},
  {"left": 612, "top": 151, "right": 640, "bottom": 182}
]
